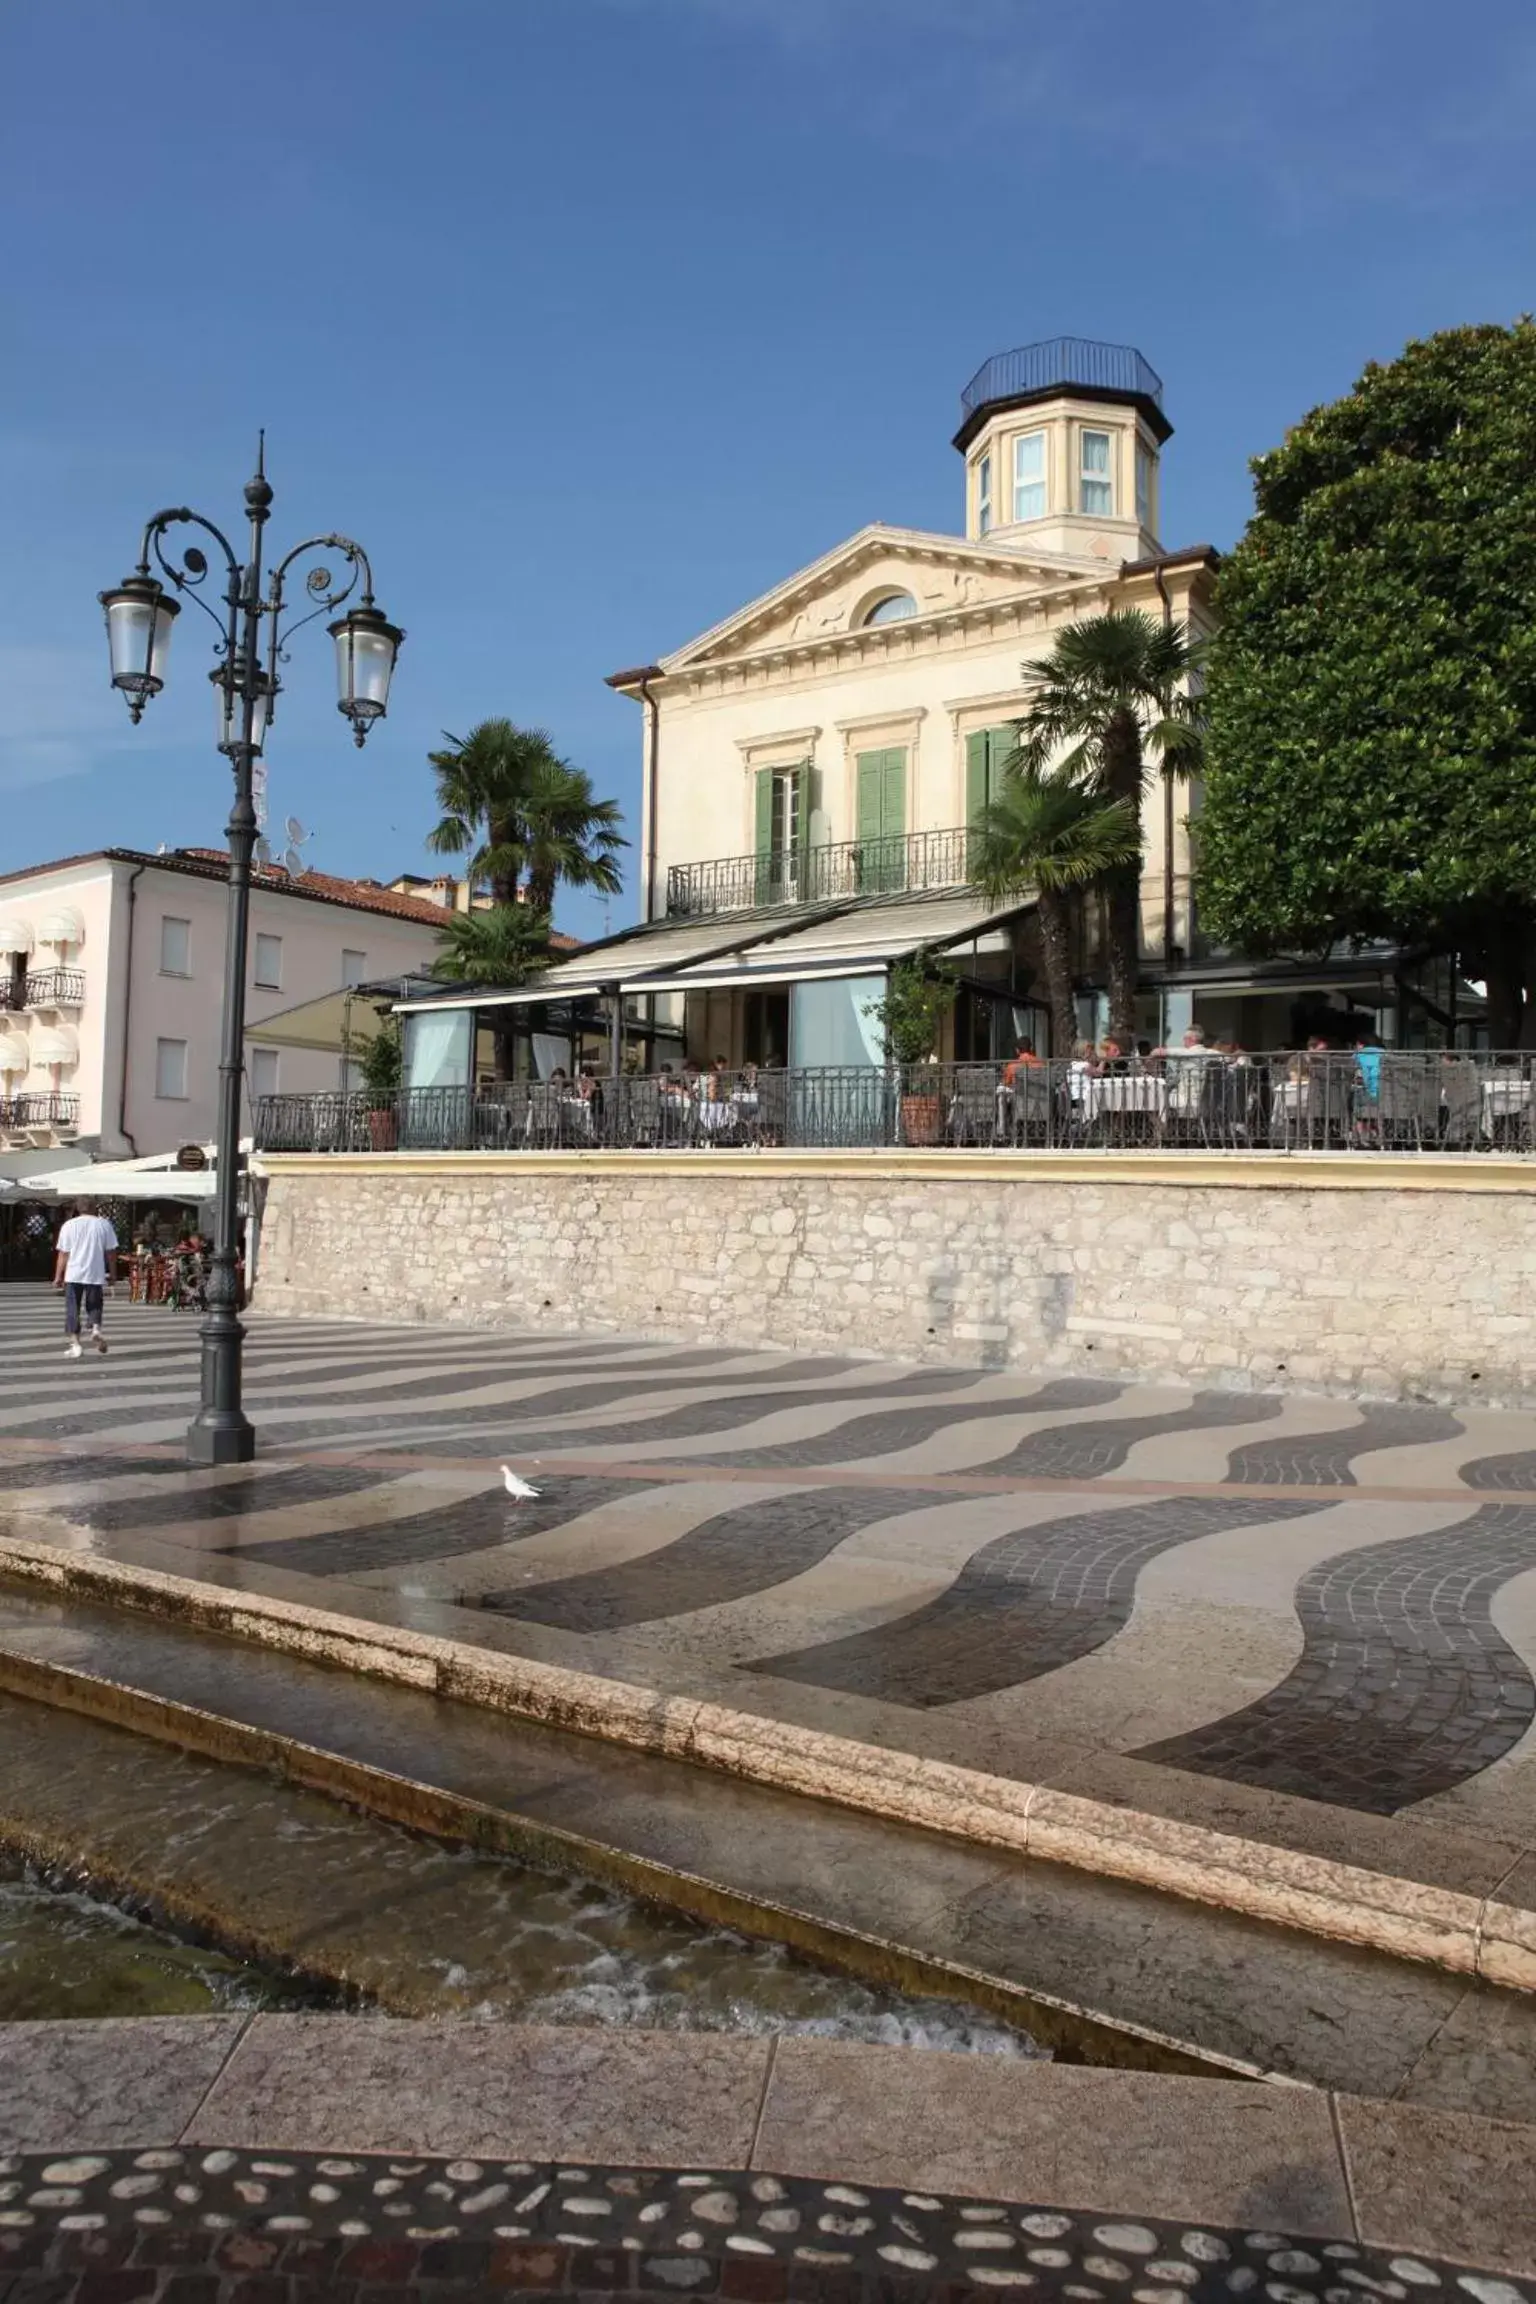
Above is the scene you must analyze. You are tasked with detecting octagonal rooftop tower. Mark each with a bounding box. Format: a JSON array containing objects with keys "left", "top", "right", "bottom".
[{"left": 954, "top": 336, "right": 1170, "bottom": 564}]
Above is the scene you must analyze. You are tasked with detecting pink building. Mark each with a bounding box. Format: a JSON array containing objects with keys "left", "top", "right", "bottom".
[{"left": 0, "top": 848, "right": 449, "bottom": 1172}]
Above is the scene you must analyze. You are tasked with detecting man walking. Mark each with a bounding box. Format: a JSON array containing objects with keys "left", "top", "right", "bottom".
[{"left": 52, "top": 1199, "right": 118, "bottom": 1358}]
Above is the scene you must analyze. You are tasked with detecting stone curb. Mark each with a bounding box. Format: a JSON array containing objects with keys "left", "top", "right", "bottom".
[
  {"left": 257, "top": 1146, "right": 1536, "bottom": 1195},
  {"left": 2, "top": 1534, "right": 1533, "bottom": 1997},
  {"left": 2, "top": 2020, "right": 1535, "bottom": 2275}
]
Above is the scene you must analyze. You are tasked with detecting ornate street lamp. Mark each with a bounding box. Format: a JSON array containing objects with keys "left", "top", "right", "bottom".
[{"left": 100, "top": 440, "right": 403, "bottom": 1463}]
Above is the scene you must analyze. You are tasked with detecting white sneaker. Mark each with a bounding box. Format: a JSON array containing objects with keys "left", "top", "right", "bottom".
[
  {"left": 90, "top": 1327, "right": 108, "bottom": 1356},
  {"left": 66, "top": 1339, "right": 83, "bottom": 1359}
]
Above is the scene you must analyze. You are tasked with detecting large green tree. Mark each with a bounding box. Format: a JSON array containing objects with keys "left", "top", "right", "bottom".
[
  {"left": 968, "top": 764, "right": 1141, "bottom": 1056},
  {"left": 1013, "top": 610, "right": 1204, "bottom": 1042},
  {"left": 427, "top": 719, "right": 626, "bottom": 918},
  {"left": 1198, "top": 321, "right": 1536, "bottom": 1045}
]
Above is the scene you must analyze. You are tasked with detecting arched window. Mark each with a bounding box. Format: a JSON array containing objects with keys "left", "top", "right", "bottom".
[{"left": 862, "top": 590, "right": 917, "bottom": 627}]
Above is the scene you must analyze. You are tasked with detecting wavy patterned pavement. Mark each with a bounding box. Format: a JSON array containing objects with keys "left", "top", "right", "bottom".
[
  {"left": 6, "top": 1291, "right": 1536, "bottom": 1839},
  {"left": 745, "top": 1495, "right": 1329, "bottom": 1708},
  {"left": 1139, "top": 1503, "right": 1536, "bottom": 1810}
]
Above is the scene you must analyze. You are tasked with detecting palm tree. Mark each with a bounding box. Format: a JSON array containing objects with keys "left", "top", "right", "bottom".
[
  {"left": 427, "top": 719, "right": 626, "bottom": 917},
  {"left": 969, "top": 765, "right": 1142, "bottom": 1057},
  {"left": 1012, "top": 610, "right": 1204, "bottom": 1042},
  {"left": 429, "top": 903, "right": 554, "bottom": 1083},
  {"left": 429, "top": 904, "right": 554, "bottom": 987}
]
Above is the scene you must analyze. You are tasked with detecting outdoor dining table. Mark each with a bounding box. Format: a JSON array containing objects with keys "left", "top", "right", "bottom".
[
  {"left": 1481, "top": 1073, "right": 1533, "bottom": 1136},
  {"left": 1083, "top": 1074, "right": 1168, "bottom": 1122}
]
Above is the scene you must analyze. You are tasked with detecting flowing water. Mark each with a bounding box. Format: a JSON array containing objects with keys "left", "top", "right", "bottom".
[{"left": 0, "top": 1841, "right": 1041, "bottom": 2055}]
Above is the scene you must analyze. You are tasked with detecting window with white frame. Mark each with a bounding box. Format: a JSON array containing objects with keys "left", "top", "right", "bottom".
[
  {"left": 1136, "top": 442, "right": 1153, "bottom": 529},
  {"left": 341, "top": 947, "right": 367, "bottom": 988},
  {"left": 1080, "top": 429, "right": 1114, "bottom": 516},
  {"left": 159, "top": 916, "right": 191, "bottom": 976},
  {"left": 977, "top": 451, "right": 993, "bottom": 535},
  {"left": 249, "top": 1046, "right": 279, "bottom": 1101},
  {"left": 1011, "top": 430, "right": 1046, "bottom": 522},
  {"left": 155, "top": 1038, "right": 188, "bottom": 1100},
  {"left": 253, "top": 932, "right": 282, "bottom": 989}
]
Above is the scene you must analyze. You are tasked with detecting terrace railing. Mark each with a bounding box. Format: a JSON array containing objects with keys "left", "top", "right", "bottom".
[
  {"left": 0, "top": 1092, "right": 79, "bottom": 1131},
  {"left": 23, "top": 969, "right": 85, "bottom": 1008},
  {"left": 666, "top": 826, "right": 972, "bottom": 918},
  {"left": 256, "top": 1051, "right": 1536, "bottom": 1158}
]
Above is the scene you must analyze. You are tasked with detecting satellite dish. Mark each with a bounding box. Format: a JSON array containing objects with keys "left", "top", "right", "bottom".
[
  {"left": 284, "top": 815, "right": 307, "bottom": 844},
  {"left": 155, "top": 841, "right": 168, "bottom": 855},
  {"left": 254, "top": 836, "right": 273, "bottom": 867},
  {"left": 284, "top": 847, "right": 307, "bottom": 879}
]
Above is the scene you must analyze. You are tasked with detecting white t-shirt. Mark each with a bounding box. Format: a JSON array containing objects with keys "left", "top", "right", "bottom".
[{"left": 57, "top": 1214, "right": 118, "bottom": 1285}]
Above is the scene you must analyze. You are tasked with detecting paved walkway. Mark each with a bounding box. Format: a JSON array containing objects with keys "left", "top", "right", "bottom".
[
  {"left": 2, "top": 1288, "right": 1536, "bottom": 1891},
  {"left": 2, "top": 2017, "right": 1533, "bottom": 2281}
]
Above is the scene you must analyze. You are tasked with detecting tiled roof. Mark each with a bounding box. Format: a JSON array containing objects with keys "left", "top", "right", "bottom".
[{"left": 0, "top": 846, "right": 581, "bottom": 945}]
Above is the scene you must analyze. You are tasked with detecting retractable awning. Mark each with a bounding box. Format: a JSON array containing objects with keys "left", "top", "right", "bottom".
[
  {"left": 629, "top": 889, "right": 1033, "bottom": 994},
  {"left": 391, "top": 910, "right": 845, "bottom": 1014}
]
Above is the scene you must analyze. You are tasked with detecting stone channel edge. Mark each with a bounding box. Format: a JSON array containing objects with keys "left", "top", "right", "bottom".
[{"left": 1, "top": 1535, "right": 1531, "bottom": 1996}]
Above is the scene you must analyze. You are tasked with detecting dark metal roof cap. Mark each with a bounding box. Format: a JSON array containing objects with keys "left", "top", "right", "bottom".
[{"left": 955, "top": 337, "right": 1171, "bottom": 450}]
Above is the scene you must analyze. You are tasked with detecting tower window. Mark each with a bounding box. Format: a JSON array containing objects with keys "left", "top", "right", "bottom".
[
  {"left": 863, "top": 591, "right": 917, "bottom": 627},
  {"left": 978, "top": 451, "right": 993, "bottom": 535},
  {"left": 1136, "top": 443, "right": 1153, "bottom": 528},
  {"left": 1012, "top": 430, "right": 1046, "bottom": 521},
  {"left": 1080, "top": 429, "right": 1113, "bottom": 516}
]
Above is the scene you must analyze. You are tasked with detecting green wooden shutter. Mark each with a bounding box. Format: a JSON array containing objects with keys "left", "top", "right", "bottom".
[
  {"left": 856, "top": 751, "right": 883, "bottom": 845},
  {"left": 855, "top": 748, "right": 906, "bottom": 891},
  {"left": 880, "top": 749, "right": 906, "bottom": 842},
  {"left": 966, "top": 730, "right": 990, "bottom": 826},
  {"left": 754, "top": 766, "right": 775, "bottom": 903}
]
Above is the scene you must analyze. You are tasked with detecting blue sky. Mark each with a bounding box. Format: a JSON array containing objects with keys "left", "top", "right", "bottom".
[{"left": 5, "top": 0, "right": 1536, "bottom": 938}]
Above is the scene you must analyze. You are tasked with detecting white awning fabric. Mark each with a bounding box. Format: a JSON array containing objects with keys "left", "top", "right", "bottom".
[
  {"left": 37, "top": 906, "right": 84, "bottom": 946},
  {"left": 31, "top": 1025, "right": 79, "bottom": 1065},
  {"left": 0, "top": 919, "right": 33, "bottom": 956},
  {"left": 28, "top": 1160, "right": 216, "bottom": 1203},
  {"left": 0, "top": 1036, "right": 28, "bottom": 1076},
  {"left": 246, "top": 987, "right": 387, "bottom": 1055},
  {"left": 627, "top": 890, "right": 1033, "bottom": 994},
  {"left": 393, "top": 915, "right": 774, "bottom": 1015}
]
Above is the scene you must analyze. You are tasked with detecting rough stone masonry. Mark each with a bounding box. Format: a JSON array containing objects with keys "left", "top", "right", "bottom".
[{"left": 254, "top": 1156, "right": 1536, "bottom": 1407}]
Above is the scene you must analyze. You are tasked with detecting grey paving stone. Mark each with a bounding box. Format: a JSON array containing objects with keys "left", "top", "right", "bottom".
[
  {"left": 185, "top": 2016, "right": 771, "bottom": 2164},
  {"left": 1224, "top": 1404, "right": 1465, "bottom": 1488},
  {"left": 753, "top": 2042, "right": 1352, "bottom": 2231},
  {"left": 0, "top": 2018, "right": 246, "bottom": 2152},
  {"left": 1338, "top": 2093, "right": 1536, "bottom": 2275},
  {"left": 221, "top": 1475, "right": 653, "bottom": 1575}
]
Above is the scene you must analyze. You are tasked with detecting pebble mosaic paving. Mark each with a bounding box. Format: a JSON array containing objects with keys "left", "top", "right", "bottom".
[
  {"left": 4, "top": 1292, "right": 1536, "bottom": 1833},
  {"left": 0, "top": 2147, "right": 1527, "bottom": 2304}
]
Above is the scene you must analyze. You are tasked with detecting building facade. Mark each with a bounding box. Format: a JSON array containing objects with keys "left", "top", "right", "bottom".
[{"left": 0, "top": 848, "right": 449, "bottom": 1170}]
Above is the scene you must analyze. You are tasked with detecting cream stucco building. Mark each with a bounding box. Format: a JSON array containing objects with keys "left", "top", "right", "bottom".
[{"left": 395, "top": 338, "right": 1419, "bottom": 1092}]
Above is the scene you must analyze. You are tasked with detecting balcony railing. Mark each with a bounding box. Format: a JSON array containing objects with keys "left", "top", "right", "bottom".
[
  {"left": 256, "top": 1051, "right": 1536, "bottom": 1159},
  {"left": 667, "top": 827, "right": 972, "bottom": 918},
  {"left": 24, "top": 968, "right": 85, "bottom": 1008},
  {"left": 959, "top": 338, "right": 1164, "bottom": 422},
  {"left": 0, "top": 981, "right": 23, "bottom": 1012},
  {"left": 0, "top": 1092, "right": 78, "bottom": 1132}
]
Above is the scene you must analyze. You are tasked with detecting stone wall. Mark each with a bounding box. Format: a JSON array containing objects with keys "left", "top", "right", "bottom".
[{"left": 254, "top": 1153, "right": 1536, "bottom": 1407}]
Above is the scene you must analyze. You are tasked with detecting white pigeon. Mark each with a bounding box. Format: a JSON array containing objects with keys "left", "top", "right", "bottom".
[{"left": 500, "top": 1463, "right": 541, "bottom": 1501}]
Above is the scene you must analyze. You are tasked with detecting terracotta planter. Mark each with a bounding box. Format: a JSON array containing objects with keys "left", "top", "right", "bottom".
[
  {"left": 900, "top": 1093, "right": 944, "bottom": 1147},
  {"left": 367, "top": 1107, "right": 399, "bottom": 1152}
]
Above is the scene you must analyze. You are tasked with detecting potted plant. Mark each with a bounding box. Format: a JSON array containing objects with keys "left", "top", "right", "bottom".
[
  {"left": 865, "top": 952, "right": 955, "bottom": 1145},
  {"left": 358, "top": 1018, "right": 403, "bottom": 1151}
]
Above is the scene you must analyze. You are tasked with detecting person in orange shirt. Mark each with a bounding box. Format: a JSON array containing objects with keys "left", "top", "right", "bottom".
[{"left": 1001, "top": 1038, "right": 1043, "bottom": 1088}]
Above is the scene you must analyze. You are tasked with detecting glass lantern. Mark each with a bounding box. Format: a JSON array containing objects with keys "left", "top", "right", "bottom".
[
  {"left": 99, "top": 573, "right": 180, "bottom": 720},
  {"left": 329, "top": 604, "right": 404, "bottom": 746}
]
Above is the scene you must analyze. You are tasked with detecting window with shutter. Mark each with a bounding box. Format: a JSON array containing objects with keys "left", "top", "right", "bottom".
[
  {"left": 855, "top": 747, "right": 907, "bottom": 892},
  {"left": 965, "top": 726, "right": 1017, "bottom": 865},
  {"left": 754, "top": 762, "right": 810, "bottom": 904}
]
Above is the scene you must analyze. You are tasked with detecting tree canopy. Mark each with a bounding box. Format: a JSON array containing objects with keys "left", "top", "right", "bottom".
[
  {"left": 1198, "top": 320, "right": 1536, "bottom": 1043},
  {"left": 427, "top": 718, "right": 625, "bottom": 918}
]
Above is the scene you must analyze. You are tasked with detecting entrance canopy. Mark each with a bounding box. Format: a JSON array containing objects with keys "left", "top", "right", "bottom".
[{"left": 24, "top": 1148, "right": 220, "bottom": 1203}]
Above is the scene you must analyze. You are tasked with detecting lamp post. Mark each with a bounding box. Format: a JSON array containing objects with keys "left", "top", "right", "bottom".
[{"left": 100, "top": 441, "right": 402, "bottom": 1464}]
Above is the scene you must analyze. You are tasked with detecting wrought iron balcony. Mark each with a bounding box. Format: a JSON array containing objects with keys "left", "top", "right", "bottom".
[
  {"left": 0, "top": 1092, "right": 78, "bottom": 1132},
  {"left": 666, "top": 826, "right": 972, "bottom": 918},
  {"left": 24, "top": 968, "right": 85, "bottom": 1008},
  {"left": 0, "top": 981, "right": 24, "bottom": 1012}
]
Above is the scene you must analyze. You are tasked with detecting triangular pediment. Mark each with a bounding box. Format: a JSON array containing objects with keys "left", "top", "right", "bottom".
[{"left": 663, "top": 524, "right": 1099, "bottom": 672}]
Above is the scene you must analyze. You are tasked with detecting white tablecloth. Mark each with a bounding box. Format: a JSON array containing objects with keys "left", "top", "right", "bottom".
[{"left": 1084, "top": 1075, "right": 1167, "bottom": 1120}]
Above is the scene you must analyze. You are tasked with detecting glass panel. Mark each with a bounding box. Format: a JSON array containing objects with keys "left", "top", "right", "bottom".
[
  {"left": 864, "top": 592, "right": 917, "bottom": 625},
  {"left": 1081, "top": 429, "right": 1113, "bottom": 516},
  {"left": 1012, "top": 431, "right": 1046, "bottom": 521},
  {"left": 160, "top": 918, "right": 190, "bottom": 975},
  {"left": 790, "top": 975, "right": 886, "bottom": 1068},
  {"left": 106, "top": 594, "right": 174, "bottom": 690},
  {"left": 1136, "top": 445, "right": 1152, "bottom": 526},
  {"left": 253, "top": 933, "right": 282, "bottom": 988},
  {"left": 336, "top": 624, "right": 396, "bottom": 718},
  {"left": 978, "top": 452, "right": 992, "bottom": 534}
]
